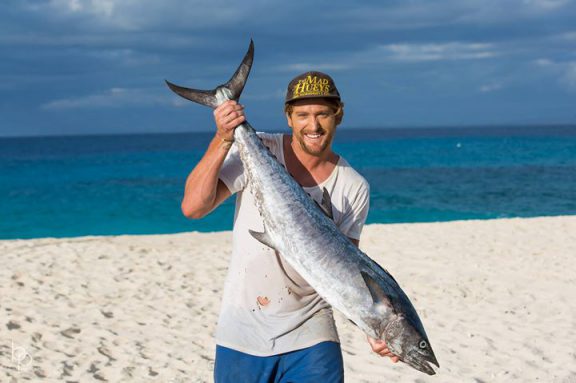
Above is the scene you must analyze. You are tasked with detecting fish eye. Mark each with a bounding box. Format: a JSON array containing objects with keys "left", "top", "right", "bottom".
[{"left": 419, "top": 340, "right": 427, "bottom": 349}]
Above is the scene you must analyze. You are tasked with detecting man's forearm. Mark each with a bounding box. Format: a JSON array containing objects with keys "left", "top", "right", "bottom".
[
  {"left": 181, "top": 135, "right": 233, "bottom": 218},
  {"left": 182, "top": 100, "right": 245, "bottom": 218}
]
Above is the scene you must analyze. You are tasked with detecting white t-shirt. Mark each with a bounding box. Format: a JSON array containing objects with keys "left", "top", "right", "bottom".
[{"left": 216, "top": 132, "right": 370, "bottom": 356}]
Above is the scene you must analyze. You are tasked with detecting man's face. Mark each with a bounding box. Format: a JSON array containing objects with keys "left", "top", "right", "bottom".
[{"left": 286, "top": 99, "right": 339, "bottom": 157}]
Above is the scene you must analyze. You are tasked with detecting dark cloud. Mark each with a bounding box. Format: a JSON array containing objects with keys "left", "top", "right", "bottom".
[{"left": 0, "top": 0, "right": 575, "bottom": 136}]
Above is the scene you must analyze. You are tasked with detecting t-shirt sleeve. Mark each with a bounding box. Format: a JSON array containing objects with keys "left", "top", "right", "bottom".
[
  {"left": 338, "top": 180, "right": 370, "bottom": 240},
  {"left": 219, "top": 143, "right": 246, "bottom": 194},
  {"left": 218, "top": 132, "right": 278, "bottom": 194}
]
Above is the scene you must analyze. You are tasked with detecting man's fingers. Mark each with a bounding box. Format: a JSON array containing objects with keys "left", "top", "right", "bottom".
[
  {"left": 368, "top": 338, "right": 378, "bottom": 347},
  {"left": 225, "top": 114, "right": 245, "bottom": 127},
  {"left": 373, "top": 344, "right": 387, "bottom": 353},
  {"left": 378, "top": 350, "right": 399, "bottom": 364},
  {"left": 216, "top": 107, "right": 244, "bottom": 126},
  {"left": 376, "top": 347, "right": 390, "bottom": 356},
  {"left": 385, "top": 355, "right": 399, "bottom": 363},
  {"left": 368, "top": 338, "right": 387, "bottom": 352},
  {"left": 367, "top": 336, "right": 400, "bottom": 363},
  {"left": 226, "top": 110, "right": 243, "bottom": 123},
  {"left": 215, "top": 101, "right": 243, "bottom": 114},
  {"left": 213, "top": 101, "right": 245, "bottom": 139}
]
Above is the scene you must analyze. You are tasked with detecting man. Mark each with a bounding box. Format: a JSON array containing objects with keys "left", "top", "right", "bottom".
[{"left": 181, "top": 71, "right": 398, "bottom": 382}]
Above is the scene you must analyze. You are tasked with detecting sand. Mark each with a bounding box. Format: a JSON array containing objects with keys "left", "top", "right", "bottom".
[{"left": 1, "top": 216, "right": 575, "bottom": 382}]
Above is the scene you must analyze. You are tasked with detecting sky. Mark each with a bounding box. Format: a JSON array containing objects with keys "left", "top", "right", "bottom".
[{"left": 1, "top": 0, "right": 575, "bottom": 137}]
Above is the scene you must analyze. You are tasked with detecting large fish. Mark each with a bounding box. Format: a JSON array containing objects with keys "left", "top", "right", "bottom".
[{"left": 166, "top": 40, "right": 439, "bottom": 375}]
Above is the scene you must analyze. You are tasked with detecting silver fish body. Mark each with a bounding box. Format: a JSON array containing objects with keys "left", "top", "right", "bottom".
[
  {"left": 166, "top": 40, "right": 439, "bottom": 375},
  {"left": 235, "top": 122, "right": 385, "bottom": 336}
]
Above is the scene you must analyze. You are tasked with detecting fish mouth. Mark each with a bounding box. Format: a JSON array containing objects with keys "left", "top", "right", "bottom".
[{"left": 404, "top": 352, "right": 440, "bottom": 375}]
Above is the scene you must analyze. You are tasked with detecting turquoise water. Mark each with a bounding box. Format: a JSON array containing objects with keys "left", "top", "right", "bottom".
[{"left": 1, "top": 126, "right": 575, "bottom": 239}]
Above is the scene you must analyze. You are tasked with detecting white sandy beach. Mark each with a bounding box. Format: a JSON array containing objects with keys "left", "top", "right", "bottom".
[{"left": 1, "top": 216, "right": 575, "bottom": 382}]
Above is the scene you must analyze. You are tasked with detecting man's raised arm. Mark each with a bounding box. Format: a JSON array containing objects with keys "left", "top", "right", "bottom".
[{"left": 181, "top": 100, "right": 245, "bottom": 218}]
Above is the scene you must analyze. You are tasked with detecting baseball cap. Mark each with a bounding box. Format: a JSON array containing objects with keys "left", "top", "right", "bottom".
[{"left": 285, "top": 71, "right": 341, "bottom": 103}]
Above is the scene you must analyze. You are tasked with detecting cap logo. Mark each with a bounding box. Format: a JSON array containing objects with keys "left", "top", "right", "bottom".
[
  {"left": 292, "top": 75, "right": 331, "bottom": 99},
  {"left": 285, "top": 71, "right": 340, "bottom": 103}
]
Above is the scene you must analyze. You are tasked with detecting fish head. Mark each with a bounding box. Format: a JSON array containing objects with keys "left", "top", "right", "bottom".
[
  {"left": 382, "top": 316, "right": 439, "bottom": 375},
  {"left": 361, "top": 270, "right": 439, "bottom": 374}
]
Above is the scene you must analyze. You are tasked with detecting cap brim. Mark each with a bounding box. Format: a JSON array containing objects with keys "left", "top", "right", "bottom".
[{"left": 285, "top": 94, "right": 341, "bottom": 103}]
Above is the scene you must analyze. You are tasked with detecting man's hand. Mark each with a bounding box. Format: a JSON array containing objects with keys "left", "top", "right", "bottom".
[
  {"left": 367, "top": 336, "right": 400, "bottom": 363},
  {"left": 214, "top": 100, "right": 245, "bottom": 142}
]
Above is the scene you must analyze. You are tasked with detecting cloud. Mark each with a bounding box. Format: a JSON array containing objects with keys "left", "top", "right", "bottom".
[
  {"left": 533, "top": 58, "right": 576, "bottom": 89},
  {"left": 339, "top": 0, "right": 574, "bottom": 32},
  {"left": 19, "top": 0, "right": 573, "bottom": 39},
  {"left": 242, "top": 88, "right": 285, "bottom": 101},
  {"left": 49, "top": 0, "right": 115, "bottom": 16},
  {"left": 522, "top": 0, "right": 571, "bottom": 10},
  {"left": 1, "top": 0, "right": 575, "bottom": 136},
  {"left": 41, "top": 87, "right": 183, "bottom": 110},
  {"left": 560, "top": 31, "right": 576, "bottom": 40},
  {"left": 382, "top": 43, "right": 496, "bottom": 62},
  {"left": 343, "top": 42, "right": 498, "bottom": 66},
  {"left": 269, "top": 41, "right": 499, "bottom": 76},
  {"left": 456, "top": 0, "right": 574, "bottom": 23},
  {"left": 275, "top": 63, "right": 351, "bottom": 73},
  {"left": 534, "top": 58, "right": 555, "bottom": 67},
  {"left": 479, "top": 82, "right": 504, "bottom": 93},
  {"left": 563, "top": 62, "right": 576, "bottom": 87},
  {"left": 24, "top": 0, "right": 250, "bottom": 31}
]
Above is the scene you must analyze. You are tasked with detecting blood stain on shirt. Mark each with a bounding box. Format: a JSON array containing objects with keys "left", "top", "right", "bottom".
[{"left": 256, "top": 296, "right": 270, "bottom": 308}]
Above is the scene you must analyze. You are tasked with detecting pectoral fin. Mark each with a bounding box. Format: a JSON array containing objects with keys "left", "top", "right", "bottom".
[
  {"left": 314, "top": 187, "right": 334, "bottom": 220},
  {"left": 361, "top": 271, "right": 393, "bottom": 309},
  {"left": 249, "top": 229, "right": 276, "bottom": 249}
]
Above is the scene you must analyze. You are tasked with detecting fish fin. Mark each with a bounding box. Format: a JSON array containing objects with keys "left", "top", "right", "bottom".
[
  {"left": 249, "top": 229, "right": 276, "bottom": 249},
  {"left": 321, "top": 188, "right": 334, "bottom": 220},
  {"left": 165, "top": 39, "right": 254, "bottom": 107},
  {"left": 361, "top": 271, "right": 393, "bottom": 308},
  {"left": 223, "top": 39, "right": 254, "bottom": 101},
  {"left": 314, "top": 188, "right": 334, "bottom": 220},
  {"left": 164, "top": 81, "right": 218, "bottom": 108}
]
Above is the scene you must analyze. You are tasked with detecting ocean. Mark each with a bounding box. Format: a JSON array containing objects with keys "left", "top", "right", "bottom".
[{"left": 1, "top": 125, "right": 575, "bottom": 239}]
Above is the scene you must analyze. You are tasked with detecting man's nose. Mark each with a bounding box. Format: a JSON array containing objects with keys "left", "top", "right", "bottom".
[{"left": 312, "top": 116, "right": 322, "bottom": 128}]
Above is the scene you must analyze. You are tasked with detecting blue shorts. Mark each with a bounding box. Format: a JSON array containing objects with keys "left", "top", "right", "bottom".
[{"left": 214, "top": 341, "right": 344, "bottom": 383}]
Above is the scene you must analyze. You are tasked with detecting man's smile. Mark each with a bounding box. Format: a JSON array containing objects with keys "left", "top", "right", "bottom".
[{"left": 303, "top": 130, "right": 325, "bottom": 141}]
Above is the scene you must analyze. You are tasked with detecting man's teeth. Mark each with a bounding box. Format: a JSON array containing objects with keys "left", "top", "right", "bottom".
[{"left": 305, "top": 133, "right": 321, "bottom": 138}]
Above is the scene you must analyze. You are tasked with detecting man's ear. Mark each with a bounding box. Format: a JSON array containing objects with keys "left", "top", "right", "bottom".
[
  {"left": 335, "top": 110, "right": 344, "bottom": 125},
  {"left": 286, "top": 113, "right": 294, "bottom": 129}
]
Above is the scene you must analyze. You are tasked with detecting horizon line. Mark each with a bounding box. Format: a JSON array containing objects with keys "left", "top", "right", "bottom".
[{"left": 1, "top": 123, "right": 576, "bottom": 139}]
